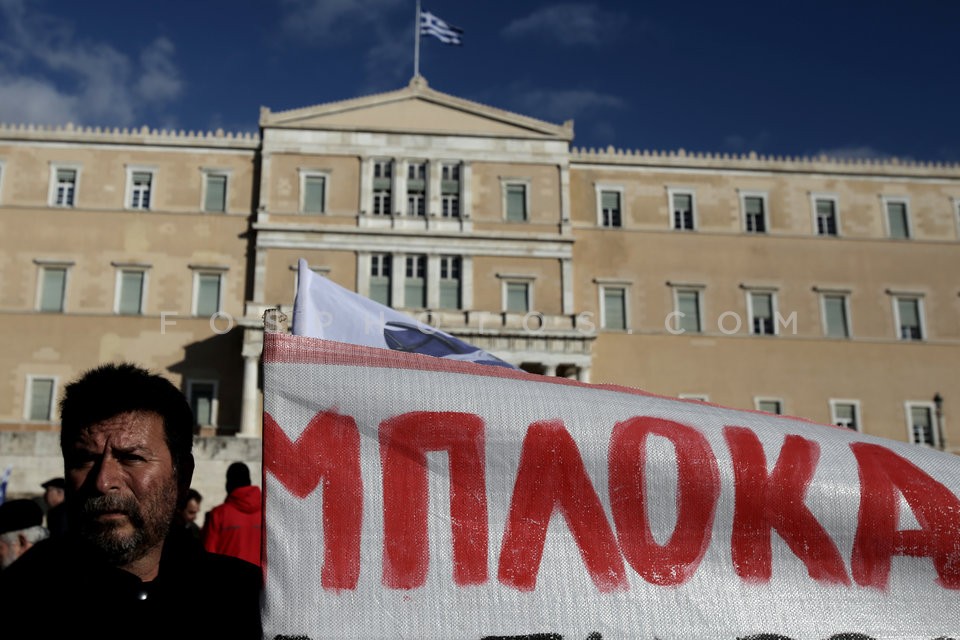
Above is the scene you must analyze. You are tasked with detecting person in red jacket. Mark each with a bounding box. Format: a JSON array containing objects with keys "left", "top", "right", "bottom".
[{"left": 202, "top": 462, "right": 261, "bottom": 567}]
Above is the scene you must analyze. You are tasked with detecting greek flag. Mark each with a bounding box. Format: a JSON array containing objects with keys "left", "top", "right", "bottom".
[{"left": 420, "top": 10, "right": 463, "bottom": 45}]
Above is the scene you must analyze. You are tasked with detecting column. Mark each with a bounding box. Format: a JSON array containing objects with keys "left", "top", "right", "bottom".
[
  {"left": 359, "top": 157, "right": 373, "bottom": 216},
  {"left": 543, "top": 364, "right": 557, "bottom": 377},
  {"left": 577, "top": 365, "right": 591, "bottom": 384},
  {"left": 561, "top": 257, "right": 574, "bottom": 315},
  {"left": 239, "top": 338, "right": 262, "bottom": 438},
  {"left": 426, "top": 254, "right": 441, "bottom": 309}
]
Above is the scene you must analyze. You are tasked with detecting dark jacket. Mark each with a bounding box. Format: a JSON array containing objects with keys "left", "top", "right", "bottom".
[
  {"left": 202, "top": 484, "right": 263, "bottom": 567},
  {"left": 0, "top": 533, "right": 262, "bottom": 639}
]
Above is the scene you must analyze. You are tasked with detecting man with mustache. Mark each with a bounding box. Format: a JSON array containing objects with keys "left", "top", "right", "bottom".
[{"left": 0, "top": 364, "right": 262, "bottom": 638}]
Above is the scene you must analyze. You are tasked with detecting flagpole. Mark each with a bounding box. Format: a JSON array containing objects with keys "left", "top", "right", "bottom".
[{"left": 413, "top": 0, "right": 421, "bottom": 79}]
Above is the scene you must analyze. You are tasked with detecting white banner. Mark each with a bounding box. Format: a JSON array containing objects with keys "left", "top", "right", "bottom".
[{"left": 261, "top": 333, "right": 960, "bottom": 640}]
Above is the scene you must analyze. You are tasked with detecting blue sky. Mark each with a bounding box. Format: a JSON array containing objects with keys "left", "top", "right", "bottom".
[{"left": 0, "top": 0, "right": 957, "bottom": 161}]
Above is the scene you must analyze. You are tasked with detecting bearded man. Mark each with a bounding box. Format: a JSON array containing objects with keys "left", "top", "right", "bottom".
[{"left": 0, "top": 364, "right": 261, "bottom": 639}]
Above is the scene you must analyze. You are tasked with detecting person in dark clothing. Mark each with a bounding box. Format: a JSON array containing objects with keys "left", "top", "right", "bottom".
[
  {"left": 0, "top": 364, "right": 261, "bottom": 639},
  {"left": 202, "top": 461, "right": 262, "bottom": 567},
  {"left": 41, "top": 476, "right": 69, "bottom": 537}
]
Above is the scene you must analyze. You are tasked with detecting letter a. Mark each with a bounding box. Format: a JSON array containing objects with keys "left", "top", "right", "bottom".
[{"left": 850, "top": 442, "right": 960, "bottom": 590}]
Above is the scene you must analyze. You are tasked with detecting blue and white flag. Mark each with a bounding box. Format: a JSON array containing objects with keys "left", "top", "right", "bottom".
[
  {"left": 292, "top": 259, "right": 514, "bottom": 368},
  {"left": 0, "top": 467, "right": 10, "bottom": 505},
  {"left": 420, "top": 10, "right": 463, "bottom": 45}
]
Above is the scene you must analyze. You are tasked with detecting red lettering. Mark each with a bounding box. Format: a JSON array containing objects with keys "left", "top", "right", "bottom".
[
  {"left": 498, "top": 420, "right": 627, "bottom": 593},
  {"left": 850, "top": 442, "right": 960, "bottom": 590},
  {"left": 263, "top": 410, "right": 362, "bottom": 591},
  {"left": 724, "top": 427, "right": 849, "bottom": 585},
  {"left": 379, "top": 412, "right": 488, "bottom": 589},
  {"left": 608, "top": 417, "right": 719, "bottom": 586}
]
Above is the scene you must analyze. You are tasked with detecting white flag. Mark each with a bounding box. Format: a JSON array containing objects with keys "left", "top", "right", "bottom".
[
  {"left": 292, "top": 258, "right": 513, "bottom": 368},
  {"left": 420, "top": 10, "right": 463, "bottom": 45}
]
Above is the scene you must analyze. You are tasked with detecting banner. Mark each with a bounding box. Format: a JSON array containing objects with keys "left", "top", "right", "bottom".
[{"left": 261, "top": 332, "right": 960, "bottom": 640}]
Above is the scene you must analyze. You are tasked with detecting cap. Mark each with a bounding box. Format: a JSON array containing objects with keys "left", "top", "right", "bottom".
[
  {"left": 41, "top": 478, "right": 65, "bottom": 490},
  {"left": 0, "top": 499, "right": 44, "bottom": 535}
]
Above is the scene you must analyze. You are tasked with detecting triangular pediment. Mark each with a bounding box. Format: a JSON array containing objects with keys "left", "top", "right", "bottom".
[{"left": 260, "top": 77, "right": 573, "bottom": 141}]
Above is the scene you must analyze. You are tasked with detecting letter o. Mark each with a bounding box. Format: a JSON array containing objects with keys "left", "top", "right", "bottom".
[
  {"left": 209, "top": 311, "right": 236, "bottom": 335},
  {"left": 717, "top": 311, "right": 742, "bottom": 335},
  {"left": 608, "top": 416, "right": 720, "bottom": 586}
]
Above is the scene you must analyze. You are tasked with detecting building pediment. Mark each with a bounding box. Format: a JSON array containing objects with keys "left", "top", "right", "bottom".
[{"left": 260, "top": 76, "right": 573, "bottom": 141}]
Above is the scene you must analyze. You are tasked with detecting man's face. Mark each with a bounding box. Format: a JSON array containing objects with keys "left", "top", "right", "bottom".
[
  {"left": 0, "top": 536, "right": 21, "bottom": 569},
  {"left": 183, "top": 498, "right": 200, "bottom": 523},
  {"left": 44, "top": 486, "right": 64, "bottom": 508},
  {"left": 65, "top": 411, "right": 179, "bottom": 567}
]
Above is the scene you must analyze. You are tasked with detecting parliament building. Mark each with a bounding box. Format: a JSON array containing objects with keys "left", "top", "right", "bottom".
[{"left": 2, "top": 76, "right": 958, "bottom": 463}]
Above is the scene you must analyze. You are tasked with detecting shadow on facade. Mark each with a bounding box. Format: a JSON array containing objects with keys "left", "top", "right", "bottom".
[{"left": 168, "top": 327, "right": 244, "bottom": 436}]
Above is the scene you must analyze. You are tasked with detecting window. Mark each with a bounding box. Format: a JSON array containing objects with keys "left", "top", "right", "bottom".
[
  {"left": 38, "top": 266, "right": 67, "bottom": 312},
  {"left": 503, "top": 281, "right": 529, "bottom": 313},
  {"left": 822, "top": 293, "right": 850, "bottom": 338},
  {"left": 194, "top": 272, "right": 223, "bottom": 317},
  {"left": 116, "top": 269, "right": 146, "bottom": 315},
  {"left": 204, "top": 173, "right": 228, "bottom": 212},
  {"left": 894, "top": 296, "right": 923, "bottom": 340},
  {"left": 128, "top": 170, "right": 153, "bottom": 210},
  {"left": 300, "top": 174, "right": 326, "bottom": 214},
  {"left": 52, "top": 167, "right": 78, "bottom": 207},
  {"left": 749, "top": 291, "right": 776, "bottom": 335},
  {"left": 601, "top": 286, "right": 627, "bottom": 331},
  {"left": 885, "top": 198, "right": 910, "bottom": 239},
  {"left": 831, "top": 400, "right": 860, "bottom": 431},
  {"left": 814, "top": 197, "right": 838, "bottom": 236},
  {"left": 26, "top": 376, "right": 56, "bottom": 422},
  {"left": 674, "top": 289, "right": 702, "bottom": 334},
  {"left": 907, "top": 403, "right": 938, "bottom": 447},
  {"left": 756, "top": 399, "right": 782, "bottom": 415},
  {"left": 439, "top": 256, "right": 461, "bottom": 309},
  {"left": 373, "top": 160, "right": 393, "bottom": 216},
  {"left": 404, "top": 255, "right": 426, "bottom": 308},
  {"left": 670, "top": 190, "right": 695, "bottom": 230},
  {"left": 441, "top": 163, "right": 461, "bottom": 218},
  {"left": 188, "top": 380, "right": 218, "bottom": 428},
  {"left": 369, "top": 254, "right": 392, "bottom": 306},
  {"left": 504, "top": 182, "right": 528, "bottom": 222},
  {"left": 742, "top": 193, "right": 767, "bottom": 233},
  {"left": 407, "top": 161, "right": 426, "bottom": 216},
  {"left": 599, "top": 189, "right": 622, "bottom": 228}
]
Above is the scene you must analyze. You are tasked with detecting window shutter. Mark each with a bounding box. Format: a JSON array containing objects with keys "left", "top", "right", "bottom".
[
  {"left": 824, "top": 296, "right": 848, "bottom": 337},
  {"left": 677, "top": 291, "right": 700, "bottom": 332},
  {"left": 303, "top": 176, "right": 325, "bottom": 213},
  {"left": 40, "top": 268, "right": 66, "bottom": 312},
  {"left": 887, "top": 202, "right": 908, "bottom": 238},
  {"left": 506, "top": 185, "right": 526, "bottom": 221},
  {"left": 506, "top": 283, "right": 529, "bottom": 313},
  {"left": 604, "top": 288, "right": 626, "bottom": 330},
  {"left": 205, "top": 174, "right": 227, "bottom": 212},
  {"left": 119, "top": 272, "right": 144, "bottom": 314},
  {"left": 196, "top": 274, "right": 221, "bottom": 316},
  {"left": 29, "top": 379, "right": 54, "bottom": 421}
]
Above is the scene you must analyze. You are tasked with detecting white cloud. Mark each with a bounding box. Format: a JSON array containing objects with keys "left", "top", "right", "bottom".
[
  {"left": 502, "top": 3, "right": 626, "bottom": 46},
  {"left": 514, "top": 88, "right": 626, "bottom": 123},
  {"left": 136, "top": 37, "right": 182, "bottom": 103},
  {"left": 0, "top": 1, "right": 182, "bottom": 126},
  {"left": 279, "top": 0, "right": 404, "bottom": 43}
]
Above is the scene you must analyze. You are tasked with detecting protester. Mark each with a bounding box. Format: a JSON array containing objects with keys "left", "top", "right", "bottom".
[
  {"left": 175, "top": 488, "right": 203, "bottom": 542},
  {"left": 0, "top": 499, "right": 47, "bottom": 570},
  {"left": 41, "top": 476, "right": 68, "bottom": 537},
  {"left": 202, "top": 462, "right": 262, "bottom": 567},
  {"left": 0, "top": 363, "right": 261, "bottom": 638}
]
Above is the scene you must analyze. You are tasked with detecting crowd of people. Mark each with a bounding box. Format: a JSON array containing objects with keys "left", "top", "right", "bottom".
[{"left": 0, "top": 363, "right": 263, "bottom": 638}]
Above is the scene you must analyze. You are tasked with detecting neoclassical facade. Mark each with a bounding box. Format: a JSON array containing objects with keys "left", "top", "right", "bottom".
[{"left": 2, "top": 77, "right": 958, "bottom": 455}]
